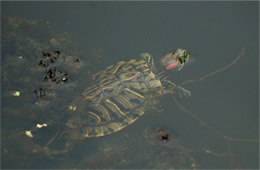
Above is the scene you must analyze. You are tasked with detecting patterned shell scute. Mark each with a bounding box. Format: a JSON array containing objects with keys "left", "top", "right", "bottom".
[{"left": 75, "top": 56, "right": 163, "bottom": 138}]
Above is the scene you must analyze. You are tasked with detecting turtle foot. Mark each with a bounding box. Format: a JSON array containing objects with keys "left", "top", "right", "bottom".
[{"left": 176, "top": 87, "right": 191, "bottom": 98}]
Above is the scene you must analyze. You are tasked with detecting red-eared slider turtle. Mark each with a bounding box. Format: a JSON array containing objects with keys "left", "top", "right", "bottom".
[
  {"left": 67, "top": 49, "right": 191, "bottom": 138},
  {"left": 25, "top": 48, "right": 191, "bottom": 154}
]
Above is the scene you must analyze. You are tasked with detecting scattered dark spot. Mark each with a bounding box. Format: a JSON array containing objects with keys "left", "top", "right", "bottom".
[
  {"left": 43, "top": 75, "right": 48, "bottom": 82},
  {"left": 53, "top": 78, "right": 60, "bottom": 84},
  {"left": 42, "top": 51, "right": 47, "bottom": 57},
  {"left": 47, "top": 67, "right": 56, "bottom": 79},
  {"left": 156, "top": 128, "right": 173, "bottom": 142},
  {"left": 54, "top": 50, "right": 61, "bottom": 55},
  {"left": 50, "top": 58, "right": 55, "bottom": 63},
  {"left": 36, "top": 50, "right": 78, "bottom": 93},
  {"left": 38, "top": 60, "right": 43, "bottom": 66},
  {"left": 34, "top": 87, "right": 46, "bottom": 98},
  {"left": 33, "top": 90, "right": 37, "bottom": 97},
  {"left": 161, "top": 134, "right": 169, "bottom": 142},
  {"left": 39, "top": 87, "right": 45, "bottom": 97},
  {"left": 74, "top": 58, "right": 80, "bottom": 63}
]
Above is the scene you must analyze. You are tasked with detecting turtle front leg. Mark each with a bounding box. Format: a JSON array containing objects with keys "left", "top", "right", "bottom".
[{"left": 162, "top": 80, "right": 191, "bottom": 98}]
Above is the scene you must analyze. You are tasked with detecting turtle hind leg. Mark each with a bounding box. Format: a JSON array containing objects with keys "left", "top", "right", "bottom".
[
  {"left": 23, "top": 125, "right": 74, "bottom": 155},
  {"left": 162, "top": 80, "right": 191, "bottom": 98}
]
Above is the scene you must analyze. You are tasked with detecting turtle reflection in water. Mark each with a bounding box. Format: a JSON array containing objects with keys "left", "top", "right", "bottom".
[{"left": 26, "top": 48, "right": 191, "bottom": 154}]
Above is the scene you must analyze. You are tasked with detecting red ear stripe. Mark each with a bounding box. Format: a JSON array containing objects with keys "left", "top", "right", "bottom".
[{"left": 166, "top": 60, "right": 179, "bottom": 70}]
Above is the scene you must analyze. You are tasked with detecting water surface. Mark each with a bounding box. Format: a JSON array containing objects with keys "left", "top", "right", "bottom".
[{"left": 1, "top": 1, "right": 259, "bottom": 169}]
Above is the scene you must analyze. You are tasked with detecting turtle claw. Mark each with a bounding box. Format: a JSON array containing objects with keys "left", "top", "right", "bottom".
[
  {"left": 162, "top": 80, "right": 191, "bottom": 98},
  {"left": 177, "top": 87, "right": 191, "bottom": 98}
]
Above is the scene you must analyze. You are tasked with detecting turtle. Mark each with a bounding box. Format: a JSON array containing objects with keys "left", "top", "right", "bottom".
[
  {"left": 24, "top": 48, "right": 191, "bottom": 155},
  {"left": 67, "top": 48, "right": 191, "bottom": 139}
]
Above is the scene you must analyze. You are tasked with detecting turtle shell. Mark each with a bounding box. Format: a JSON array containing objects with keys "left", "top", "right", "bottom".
[{"left": 68, "top": 53, "right": 163, "bottom": 138}]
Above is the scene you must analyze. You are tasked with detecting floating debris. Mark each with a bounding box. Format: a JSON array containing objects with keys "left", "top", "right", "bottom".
[
  {"left": 68, "top": 105, "right": 77, "bottom": 111},
  {"left": 25, "top": 131, "right": 33, "bottom": 138},
  {"left": 36, "top": 123, "right": 47, "bottom": 128},
  {"left": 13, "top": 91, "right": 20, "bottom": 97}
]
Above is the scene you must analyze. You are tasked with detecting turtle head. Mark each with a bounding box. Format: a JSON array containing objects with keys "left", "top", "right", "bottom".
[{"left": 160, "top": 49, "right": 191, "bottom": 71}]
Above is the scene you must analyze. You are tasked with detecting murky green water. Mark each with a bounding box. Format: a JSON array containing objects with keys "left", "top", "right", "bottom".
[{"left": 1, "top": 2, "right": 259, "bottom": 169}]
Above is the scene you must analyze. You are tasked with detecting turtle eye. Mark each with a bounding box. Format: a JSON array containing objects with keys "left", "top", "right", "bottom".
[
  {"left": 182, "top": 51, "right": 190, "bottom": 63},
  {"left": 179, "top": 55, "right": 186, "bottom": 64},
  {"left": 179, "top": 57, "right": 183, "bottom": 64}
]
